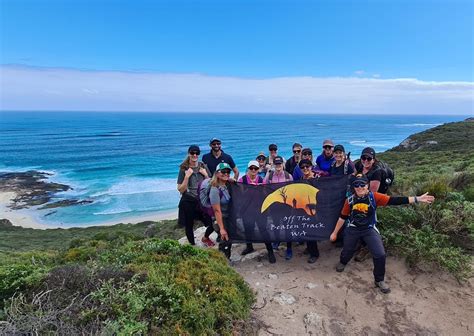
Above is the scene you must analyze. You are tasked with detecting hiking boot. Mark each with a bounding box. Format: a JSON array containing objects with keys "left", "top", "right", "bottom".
[
  {"left": 354, "top": 246, "right": 370, "bottom": 262},
  {"left": 241, "top": 244, "right": 255, "bottom": 256},
  {"left": 268, "top": 251, "right": 276, "bottom": 264},
  {"left": 307, "top": 256, "right": 318, "bottom": 264},
  {"left": 219, "top": 242, "right": 231, "bottom": 259},
  {"left": 375, "top": 281, "right": 391, "bottom": 294},
  {"left": 285, "top": 249, "right": 293, "bottom": 260},
  {"left": 336, "top": 262, "right": 346, "bottom": 272},
  {"left": 201, "top": 236, "right": 215, "bottom": 247},
  {"left": 271, "top": 242, "right": 280, "bottom": 251}
]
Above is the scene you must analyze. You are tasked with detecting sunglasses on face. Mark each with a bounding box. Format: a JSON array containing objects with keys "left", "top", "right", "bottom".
[
  {"left": 293, "top": 150, "right": 301, "bottom": 153},
  {"left": 270, "top": 149, "right": 277, "bottom": 152},
  {"left": 361, "top": 156, "right": 373, "bottom": 161},
  {"left": 257, "top": 157, "right": 265, "bottom": 161},
  {"left": 302, "top": 152, "right": 311, "bottom": 156},
  {"left": 323, "top": 145, "right": 334, "bottom": 150},
  {"left": 248, "top": 166, "right": 259, "bottom": 171},
  {"left": 301, "top": 165, "right": 312, "bottom": 170},
  {"left": 211, "top": 142, "right": 221, "bottom": 146},
  {"left": 353, "top": 182, "right": 367, "bottom": 188},
  {"left": 189, "top": 151, "right": 200, "bottom": 156},
  {"left": 219, "top": 170, "right": 231, "bottom": 175}
]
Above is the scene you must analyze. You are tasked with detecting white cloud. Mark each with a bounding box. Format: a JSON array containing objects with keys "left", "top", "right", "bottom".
[
  {"left": 0, "top": 65, "right": 473, "bottom": 115},
  {"left": 354, "top": 70, "right": 365, "bottom": 76}
]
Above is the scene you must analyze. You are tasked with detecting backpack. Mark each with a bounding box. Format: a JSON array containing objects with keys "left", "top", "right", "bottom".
[
  {"left": 268, "top": 170, "right": 291, "bottom": 183},
  {"left": 197, "top": 178, "right": 222, "bottom": 217},
  {"left": 348, "top": 191, "right": 377, "bottom": 227},
  {"left": 374, "top": 161, "right": 394, "bottom": 194}
]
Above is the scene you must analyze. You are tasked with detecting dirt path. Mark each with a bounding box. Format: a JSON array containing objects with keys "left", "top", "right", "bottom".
[{"left": 230, "top": 241, "right": 474, "bottom": 336}]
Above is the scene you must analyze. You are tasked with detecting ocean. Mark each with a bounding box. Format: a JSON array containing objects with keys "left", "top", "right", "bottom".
[{"left": 0, "top": 111, "right": 465, "bottom": 227}]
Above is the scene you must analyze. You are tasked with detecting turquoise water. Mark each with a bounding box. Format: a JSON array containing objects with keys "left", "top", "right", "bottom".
[{"left": 0, "top": 111, "right": 464, "bottom": 227}]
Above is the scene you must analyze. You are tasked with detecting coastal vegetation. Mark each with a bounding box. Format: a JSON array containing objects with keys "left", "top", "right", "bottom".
[{"left": 0, "top": 119, "right": 473, "bottom": 333}]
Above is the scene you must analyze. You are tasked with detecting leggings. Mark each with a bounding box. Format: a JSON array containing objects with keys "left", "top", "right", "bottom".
[{"left": 178, "top": 194, "right": 213, "bottom": 245}]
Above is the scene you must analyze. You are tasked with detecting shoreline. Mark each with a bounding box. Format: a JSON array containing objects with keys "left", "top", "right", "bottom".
[{"left": 0, "top": 191, "right": 178, "bottom": 230}]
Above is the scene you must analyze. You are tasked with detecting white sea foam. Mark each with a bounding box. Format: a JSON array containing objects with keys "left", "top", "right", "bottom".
[
  {"left": 349, "top": 140, "right": 367, "bottom": 144},
  {"left": 91, "top": 178, "right": 178, "bottom": 197}
]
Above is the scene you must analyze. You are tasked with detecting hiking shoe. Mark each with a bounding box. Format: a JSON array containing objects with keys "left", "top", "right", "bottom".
[
  {"left": 271, "top": 242, "right": 280, "bottom": 251},
  {"left": 285, "top": 249, "right": 293, "bottom": 260},
  {"left": 375, "top": 281, "right": 391, "bottom": 294},
  {"left": 241, "top": 245, "right": 255, "bottom": 256},
  {"left": 307, "top": 256, "right": 318, "bottom": 264},
  {"left": 268, "top": 251, "right": 276, "bottom": 264},
  {"left": 336, "top": 262, "right": 346, "bottom": 272},
  {"left": 201, "top": 236, "right": 215, "bottom": 247},
  {"left": 354, "top": 246, "right": 370, "bottom": 262},
  {"left": 219, "top": 242, "right": 232, "bottom": 259}
]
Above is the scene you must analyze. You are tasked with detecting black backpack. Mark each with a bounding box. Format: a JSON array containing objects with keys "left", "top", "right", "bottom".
[{"left": 374, "top": 161, "right": 394, "bottom": 194}]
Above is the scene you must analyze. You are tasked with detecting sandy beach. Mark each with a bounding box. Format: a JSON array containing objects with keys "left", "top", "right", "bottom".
[{"left": 0, "top": 191, "right": 178, "bottom": 230}]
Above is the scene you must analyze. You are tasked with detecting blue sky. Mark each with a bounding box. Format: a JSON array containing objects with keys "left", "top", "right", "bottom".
[{"left": 0, "top": 0, "right": 473, "bottom": 113}]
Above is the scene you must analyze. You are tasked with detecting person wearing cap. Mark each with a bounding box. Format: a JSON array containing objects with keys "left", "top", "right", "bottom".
[
  {"left": 354, "top": 147, "right": 383, "bottom": 193},
  {"left": 292, "top": 148, "right": 315, "bottom": 181},
  {"left": 330, "top": 144, "right": 355, "bottom": 176},
  {"left": 177, "top": 145, "right": 213, "bottom": 246},
  {"left": 330, "top": 174, "right": 435, "bottom": 293},
  {"left": 285, "top": 142, "right": 303, "bottom": 175},
  {"left": 316, "top": 139, "right": 335, "bottom": 174},
  {"left": 210, "top": 162, "right": 233, "bottom": 258},
  {"left": 202, "top": 138, "right": 239, "bottom": 178},
  {"left": 265, "top": 144, "right": 285, "bottom": 170},
  {"left": 264, "top": 156, "right": 294, "bottom": 260},
  {"left": 297, "top": 159, "right": 320, "bottom": 263},
  {"left": 237, "top": 161, "right": 276, "bottom": 263},
  {"left": 256, "top": 152, "right": 268, "bottom": 179}
]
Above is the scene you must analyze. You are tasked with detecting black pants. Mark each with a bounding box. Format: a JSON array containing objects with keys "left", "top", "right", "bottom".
[
  {"left": 178, "top": 194, "right": 213, "bottom": 245},
  {"left": 306, "top": 241, "right": 319, "bottom": 257},
  {"left": 340, "top": 226, "right": 386, "bottom": 282}
]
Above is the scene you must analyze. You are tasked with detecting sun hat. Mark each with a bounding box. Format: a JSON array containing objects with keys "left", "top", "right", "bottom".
[
  {"left": 216, "top": 162, "right": 232, "bottom": 171},
  {"left": 273, "top": 156, "right": 284, "bottom": 165},
  {"left": 334, "top": 144, "right": 345, "bottom": 152},
  {"left": 247, "top": 160, "right": 259, "bottom": 168},
  {"left": 361, "top": 147, "right": 376, "bottom": 158},
  {"left": 323, "top": 139, "right": 334, "bottom": 147}
]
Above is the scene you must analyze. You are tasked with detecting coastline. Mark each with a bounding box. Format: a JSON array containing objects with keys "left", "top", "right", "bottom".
[{"left": 0, "top": 191, "right": 178, "bottom": 230}]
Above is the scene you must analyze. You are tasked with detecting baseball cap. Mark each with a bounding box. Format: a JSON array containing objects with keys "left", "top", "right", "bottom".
[
  {"left": 292, "top": 142, "right": 302, "bottom": 149},
  {"left": 299, "top": 159, "right": 313, "bottom": 168},
  {"left": 247, "top": 160, "right": 259, "bottom": 168},
  {"left": 269, "top": 144, "right": 278, "bottom": 151},
  {"left": 334, "top": 144, "right": 345, "bottom": 152},
  {"left": 351, "top": 174, "right": 369, "bottom": 185},
  {"left": 209, "top": 137, "right": 221, "bottom": 144},
  {"left": 273, "top": 156, "right": 284, "bottom": 165},
  {"left": 361, "top": 147, "right": 376, "bottom": 159},
  {"left": 188, "top": 145, "right": 200, "bottom": 153},
  {"left": 302, "top": 148, "right": 313, "bottom": 155},
  {"left": 323, "top": 139, "right": 335, "bottom": 147},
  {"left": 216, "top": 162, "right": 231, "bottom": 172}
]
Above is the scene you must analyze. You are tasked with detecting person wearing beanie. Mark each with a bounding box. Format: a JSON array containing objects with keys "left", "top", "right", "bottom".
[
  {"left": 177, "top": 145, "right": 213, "bottom": 246},
  {"left": 330, "top": 174, "right": 435, "bottom": 294}
]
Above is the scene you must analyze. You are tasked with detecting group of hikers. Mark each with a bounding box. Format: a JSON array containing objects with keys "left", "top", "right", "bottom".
[{"left": 177, "top": 138, "right": 434, "bottom": 294}]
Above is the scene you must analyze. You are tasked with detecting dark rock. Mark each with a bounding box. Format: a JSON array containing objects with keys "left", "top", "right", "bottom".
[
  {"left": 38, "top": 199, "right": 93, "bottom": 210},
  {"left": 0, "top": 218, "right": 13, "bottom": 227}
]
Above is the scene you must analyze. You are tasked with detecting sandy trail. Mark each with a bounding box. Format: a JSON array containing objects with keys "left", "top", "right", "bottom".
[{"left": 230, "top": 241, "right": 473, "bottom": 336}]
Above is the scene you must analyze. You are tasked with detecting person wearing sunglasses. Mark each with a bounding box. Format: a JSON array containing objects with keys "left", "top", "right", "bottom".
[
  {"left": 315, "top": 139, "right": 335, "bottom": 175},
  {"left": 237, "top": 161, "right": 276, "bottom": 263},
  {"left": 264, "top": 156, "right": 294, "bottom": 260},
  {"left": 330, "top": 144, "right": 355, "bottom": 176},
  {"left": 210, "top": 162, "right": 233, "bottom": 259},
  {"left": 297, "top": 159, "right": 320, "bottom": 263},
  {"left": 177, "top": 145, "right": 213, "bottom": 246},
  {"left": 354, "top": 147, "right": 383, "bottom": 193},
  {"left": 285, "top": 142, "right": 303, "bottom": 175},
  {"left": 265, "top": 144, "right": 285, "bottom": 171},
  {"left": 256, "top": 152, "right": 268, "bottom": 179},
  {"left": 202, "top": 137, "right": 239, "bottom": 179},
  {"left": 329, "top": 174, "right": 435, "bottom": 294},
  {"left": 292, "top": 148, "right": 315, "bottom": 180}
]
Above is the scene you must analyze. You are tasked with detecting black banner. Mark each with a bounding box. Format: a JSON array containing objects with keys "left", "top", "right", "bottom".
[{"left": 228, "top": 175, "right": 348, "bottom": 242}]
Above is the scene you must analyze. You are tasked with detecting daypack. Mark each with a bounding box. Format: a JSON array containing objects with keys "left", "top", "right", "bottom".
[
  {"left": 267, "top": 170, "right": 291, "bottom": 183},
  {"left": 375, "top": 161, "right": 394, "bottom": 194},
  {"left": 348, "top": 191, "right": 377, "bottom": 228},
  {"left": 197, "top": 178, "right": 223, "bottom": 217}
]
